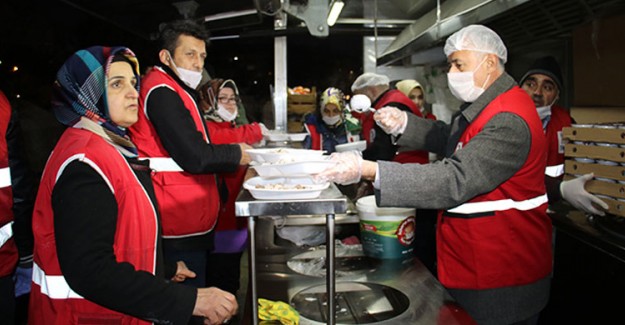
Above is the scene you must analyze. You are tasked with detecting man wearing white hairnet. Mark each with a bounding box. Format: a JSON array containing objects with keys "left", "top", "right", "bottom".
[{"left": 319, "top": 25, "right": 551, "bottom": 324}]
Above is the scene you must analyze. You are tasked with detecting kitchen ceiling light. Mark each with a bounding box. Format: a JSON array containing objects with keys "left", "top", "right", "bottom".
[{"left": 327, "top": 0, "right": 344, "bottom": 27}]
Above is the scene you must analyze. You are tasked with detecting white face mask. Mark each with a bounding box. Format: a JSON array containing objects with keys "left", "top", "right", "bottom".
[
  {"left": 167, "top": 52, "right": 203, "bottom": 89},
  {"left": 536, "top": 105, "right": 552, "bottom": 121},
  {"left": 349, "top": 94, "right": 372, "bottom": 113},
  {"left": 322, "top": 114, "right": 342, "bottom": 126},
  {"left": 216, "top": 103, "right": 237, "bottom": 122},
  {"left": 447, "top": 58, "right": 490, "bottom": 103}
]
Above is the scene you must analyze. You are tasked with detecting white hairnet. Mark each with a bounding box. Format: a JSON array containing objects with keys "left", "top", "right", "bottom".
[
  {"left": 444, "top": 25, "right": 507, "bottom": 63},
  {"left": 351, "top": 73, "right": 390, "bottom": 92}
]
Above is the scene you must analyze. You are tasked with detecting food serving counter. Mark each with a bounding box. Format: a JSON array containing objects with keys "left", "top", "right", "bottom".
[{"left": 235, "top": 184, "right": 474, "bottom": 324}]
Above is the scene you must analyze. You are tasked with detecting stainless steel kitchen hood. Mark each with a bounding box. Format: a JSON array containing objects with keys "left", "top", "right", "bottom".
[{"left": 377, "top": 0, "right": 530, "bottom": 66}]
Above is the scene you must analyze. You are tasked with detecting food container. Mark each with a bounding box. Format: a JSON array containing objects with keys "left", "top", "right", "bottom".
[
  {"left": 251, "top": 160, "right": 336, "bottom": 178},
  {"left": 243, "top": 176, "right": 329, "bottom": 200},
  {"left": 335, "top": 140, "right": 367, "bottom": 152},
  {"left": 246, "top": 148, "right": 325, "bottom": 164},
  {"left": 264, "top": 132, "right": 308, "bottom": 142},
  {"left": 356, "top": 195, "right": 416, "bottom": 259}
]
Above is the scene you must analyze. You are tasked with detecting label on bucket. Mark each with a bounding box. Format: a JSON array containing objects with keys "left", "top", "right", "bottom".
[{"left": 360, "top": 216, "right": 416, "bottom": 259}]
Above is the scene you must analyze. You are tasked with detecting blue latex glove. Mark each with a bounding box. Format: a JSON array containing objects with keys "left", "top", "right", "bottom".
[{"left": 14, "top": 266, "right": 32, "bottom": 297}]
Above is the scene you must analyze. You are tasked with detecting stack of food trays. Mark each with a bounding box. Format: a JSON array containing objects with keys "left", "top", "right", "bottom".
[
  {"left": 244, "top": 148, "right": 335, "bottom": 200},
  {"left": 562, "top": 123, "right": 625, "bottom": 216}
]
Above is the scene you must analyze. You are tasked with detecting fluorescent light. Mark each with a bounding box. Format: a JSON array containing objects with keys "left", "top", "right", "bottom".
[{"left": 327, "top": 0, "right": 344, "bottom": 27}]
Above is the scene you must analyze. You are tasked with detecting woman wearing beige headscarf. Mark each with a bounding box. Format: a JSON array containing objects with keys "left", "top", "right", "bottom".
[{"left": 396, "top": 79, "right": 436, "bottom": 120}]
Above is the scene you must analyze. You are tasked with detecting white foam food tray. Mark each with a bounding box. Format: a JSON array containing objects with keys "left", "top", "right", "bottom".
[
  {"left": 243, "top": 176, "right": 330, "bottom": 200},
  {"left": 246, "top": 148, "right": 325, "bottom": 164},
  {"left": 251, "top": 160, "right": 336, "bottom": 178}
]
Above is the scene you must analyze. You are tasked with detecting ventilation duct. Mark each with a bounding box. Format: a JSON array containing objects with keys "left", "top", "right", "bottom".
[{"left": 377, "top": 0, "right": 530, "bottom": 66}]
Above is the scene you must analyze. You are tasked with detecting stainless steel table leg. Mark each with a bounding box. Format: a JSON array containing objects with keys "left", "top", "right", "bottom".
[
  {"left": 326, "top": 213, "right": 335, "bottom": 325},
  {"left": 249, "top": 216, "right": 258, "bottom": 325}
]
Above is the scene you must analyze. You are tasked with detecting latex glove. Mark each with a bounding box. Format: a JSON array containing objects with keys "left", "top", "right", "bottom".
[
  {"left": 258, "top": 123, "right": 270, "bottom": 136},
  {"left": 14, "top": 266, "right": 32, "bottom": 297},
  {"left": 374, "top": 106, "right": 407, "bottom": 136},
  {"left": 315, "top": 151, "right": 363, "bottom": 185},
  {"left": 560, "top": 173, "right": 609, "bottom": 216}
]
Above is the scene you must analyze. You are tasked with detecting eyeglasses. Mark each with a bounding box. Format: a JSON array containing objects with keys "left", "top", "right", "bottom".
[{"left": 218, "top": 96, "right": 239, "bottom": 104}]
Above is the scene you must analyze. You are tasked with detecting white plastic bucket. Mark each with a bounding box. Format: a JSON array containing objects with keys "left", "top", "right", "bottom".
[{"left": 356, "top": 195, "right": 416, "bottom": 259}]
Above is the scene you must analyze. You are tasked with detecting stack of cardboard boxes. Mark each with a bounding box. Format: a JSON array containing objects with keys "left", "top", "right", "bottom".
[
  {"left": 562, "top": 125, "right": 625, "bottom": 217},
  {"left": 562, "top": 14, "right": 625, "bottom": 217}
]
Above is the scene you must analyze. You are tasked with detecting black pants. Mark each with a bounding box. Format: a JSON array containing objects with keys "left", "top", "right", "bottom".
[
  {"left": 0, "top": 275, "right": 15, "bottom": 325},
  {"left": 414, "top": 209, "right": 437, "bottom": 277},
  {"left": 205, "top": 252, "right": 243, "bottom": 295}
]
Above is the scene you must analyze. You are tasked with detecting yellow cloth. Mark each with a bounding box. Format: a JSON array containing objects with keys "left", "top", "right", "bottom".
[{"left": 258, "top": 298, "right": 300, "bottom": 325}]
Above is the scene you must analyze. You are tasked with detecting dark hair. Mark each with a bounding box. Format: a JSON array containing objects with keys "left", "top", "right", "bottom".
[{"left": 159, "top": 19, "right": 210, "bottom": 54}]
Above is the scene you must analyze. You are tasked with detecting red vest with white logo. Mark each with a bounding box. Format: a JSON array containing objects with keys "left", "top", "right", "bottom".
[
  {"left": 129, "top": 67, "right": 219, "bottom": 238},
  {"left": 0, "top": 91, "right": 17, "bottom": 278},
  {"left": 29, "top": 128, "right": 157, "bottom": 324},
  {"left": 437, "top": 86, "right": 551, "bottom": 290},
  {"left": 544, "top": 105, "right": 572, "bottom": 178}
]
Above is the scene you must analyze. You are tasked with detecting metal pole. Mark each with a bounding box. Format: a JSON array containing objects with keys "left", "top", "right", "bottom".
[
  {"left": 326, "top": 213, "right": 336, "bottom": 325},
  {"left": 249, "top": 216, "right": 258, "bottom": 325}
]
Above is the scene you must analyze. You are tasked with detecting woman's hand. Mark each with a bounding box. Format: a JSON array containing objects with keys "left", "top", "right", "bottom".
[
  {"left": 193, "top": 287, "right": 238, "bottom": 324},
  {"left": 171, "top": 261, "right": 196, "bottom": 283}
]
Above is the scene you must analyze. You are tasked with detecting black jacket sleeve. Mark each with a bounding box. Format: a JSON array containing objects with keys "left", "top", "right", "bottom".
[
  {"left": 53, "top": 160, "right": 196, "bottom": 324},
  {"left": 7, "top": 106, "right": 36, "bottom": 267},
  {"left": 146, "top": 87, "right": 241, "bottom": 174}
]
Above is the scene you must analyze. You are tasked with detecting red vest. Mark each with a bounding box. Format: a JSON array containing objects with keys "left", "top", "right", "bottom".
[
  {"left": 29, "top": 128, "right": 158, "bottom": 325},
  {"left": 305, "top": 123, "right": 323, "bottom": 151},
  {"left": 129, "top": 67, "right": 219, "bottom": 238},
  {"left": 437, "top": 86, "right": 551, "bottom": 290},
  {"left": 544, "top": 105, "right": 572, "bottom": 178},
  {"left": 205, "top": 120, "right": 262, "bottom": 231},
  {"left": 0, "top": 91, "right": 17, "bottom": 277}
]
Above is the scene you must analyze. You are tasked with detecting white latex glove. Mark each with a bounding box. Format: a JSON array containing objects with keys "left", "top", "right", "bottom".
[
  {"left": 374, "top": 106, "right": 407, "bottom": 136},
  {"left": 560, "top": 173, "right": 609, "bottom": 216},
  {"left": 258, "top": 123, "right": 270, "bottom": 136},
  {"left": 314, "top": 151, "right": 363, "bottom": 185}
]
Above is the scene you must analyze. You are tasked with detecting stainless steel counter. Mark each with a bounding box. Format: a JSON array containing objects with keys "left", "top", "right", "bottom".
[
  {"left": 236, "top": 185, "right": 475, "bottom": 324},
  {"left": 248, "top": 239, "right": 474, "bottom": 324},
  {"left": 236, "top": 184, "right": 348, "bottom": 325}
]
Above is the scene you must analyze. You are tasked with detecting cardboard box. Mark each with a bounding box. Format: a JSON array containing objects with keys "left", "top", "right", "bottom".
[
  {"left": 600, "top": 197, "right": 625, "bottom": 218},
  {"left": 564, "top": 144, "right": 625, "bottom": 163},
  {"left": 564, "top": 175, "right": 625, "bottom": 217},
  {"left": 564, "top": 160, "right": 625, "bottom": 182},
  {"left": 569, "top": 107, "right": 625, "bottom": 124},
  {"left": 573, "top": 14, "right": 625, "bottom": 106},
  {"left": 562, "top": 126, "right": 625, "bottom": 144}
]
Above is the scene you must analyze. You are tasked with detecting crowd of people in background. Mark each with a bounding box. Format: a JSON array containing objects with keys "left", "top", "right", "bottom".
[{"left": 0, "top": 16, "right": 610, "bottom": 325}]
